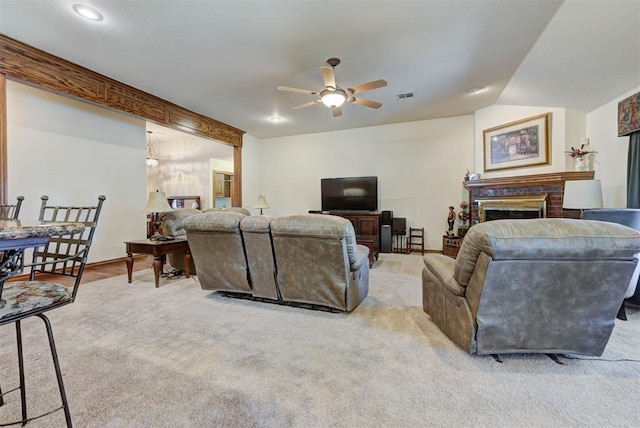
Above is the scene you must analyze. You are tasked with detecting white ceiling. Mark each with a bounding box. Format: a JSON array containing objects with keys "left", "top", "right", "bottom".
[{"left": 0, "top": 0, "right": 638, "bottom": 142}]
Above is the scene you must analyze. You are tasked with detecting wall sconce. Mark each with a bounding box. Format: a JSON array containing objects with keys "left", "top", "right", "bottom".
[{"left": 255, "top": 195, "right": 270, "bottom": 215}]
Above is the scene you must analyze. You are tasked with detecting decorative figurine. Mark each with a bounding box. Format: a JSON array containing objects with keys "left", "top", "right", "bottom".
[{"left": 447, "top": 206, "right": 456, "bottom": 236}]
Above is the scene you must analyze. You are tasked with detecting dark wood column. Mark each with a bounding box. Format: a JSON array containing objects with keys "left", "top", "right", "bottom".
[
  {"left": 0, "top": 73, "right": 6, "bottom": 204},
  {"left": 233, "top": 146, "right": 242, "bottom": 207}
]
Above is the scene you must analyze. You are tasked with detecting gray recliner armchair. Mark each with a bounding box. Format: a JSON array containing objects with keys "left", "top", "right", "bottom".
[
  {"left": 160, "top": 208, "right": 201, "bottom": 274},
  {"left": 581, "top": 208, "right": 640, "bottom": 315},
  {"left": 422, "top": 218, "right": 640, "bottom": 357}
]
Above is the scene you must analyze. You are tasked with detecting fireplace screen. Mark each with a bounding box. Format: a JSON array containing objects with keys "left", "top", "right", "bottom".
[{"left": 476, "top": 194, "right": 547, "bottom": 222}]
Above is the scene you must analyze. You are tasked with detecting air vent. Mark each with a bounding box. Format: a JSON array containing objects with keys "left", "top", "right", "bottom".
[{"left": 396, "top": 92, "right": 414, "bottom": 100}]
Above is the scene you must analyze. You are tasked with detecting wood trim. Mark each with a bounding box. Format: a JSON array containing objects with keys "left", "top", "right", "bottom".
[
  {"left": 233, "top": 146, "right": 242, "bottom": 207},
  {"left": 8, "top": 254, "right": 147, "bottom": 281},
  {"left": 463, "top": 171, "right": 595, "bottom": 191},
  {"left": 0, "top": 73, "right": 6, "bottom": 204}
]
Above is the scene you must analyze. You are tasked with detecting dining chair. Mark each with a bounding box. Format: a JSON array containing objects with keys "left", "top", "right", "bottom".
[
  {"left": 0, "top": 194, "right": 105, "bottom": 427},
  {"left": 0, "top": 196, "right": 24, "bottom": 220}
]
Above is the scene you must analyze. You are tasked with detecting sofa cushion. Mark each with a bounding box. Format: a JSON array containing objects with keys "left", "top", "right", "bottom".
[
  {"left": 183, "top": 211, "right": 245, "bottom": 233},
  {"left": 271, "top": 214, "right": 358, "bottom": 264},
  {"left": 454, "top": 218, "right": 640, "bottom": 286},
  {"left": 241, "top": 215, "right": 272, "bottom": 233},
  {"left": 225, "top": 207, "right": 251, "bottom": 216}
]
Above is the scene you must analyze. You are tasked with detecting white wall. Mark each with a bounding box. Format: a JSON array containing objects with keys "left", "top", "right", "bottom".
[
  {"left": 7, "top": 81, "right": 147, "bottom": 262},
  {"left": 472, "top": 93, "right": 639, "bottom": 209},
  {"left": 146, "top": 132, "right": 233, "bottom": 210},
  {"left": 242, "top": 116, "right": 474, "bottom": 250},
  {"left": 586, "top": 85, "right": 640, "bottom": 207},
  {"left": 473, "top": 105, "right": 586, "bottom": 178},
  {"left": 148, "top": 159, "right": 213, "bottom": 208},
  {"left": 7, "top": 78, "right": 636, "bottom": 260}
]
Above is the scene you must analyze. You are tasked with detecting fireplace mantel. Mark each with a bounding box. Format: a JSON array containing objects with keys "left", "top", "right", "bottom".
[{"left": 463, "top": 171, "right": 595, "bottom": 223}]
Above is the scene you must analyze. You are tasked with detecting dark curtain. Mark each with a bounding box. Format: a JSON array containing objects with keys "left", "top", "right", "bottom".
[{"left": 627, "top": 131, "right": 640, "bottom": 207}]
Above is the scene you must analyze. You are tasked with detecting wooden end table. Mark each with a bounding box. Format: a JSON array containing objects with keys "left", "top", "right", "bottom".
[
  {"left": 124, "top": 237, "right": 191, "bottom": 287},
  {"left": 442, "top": 235, "right": 462, "bottom": 258},
  {"left": 356, "top": 235, "right": 379, "bottom": 268}
]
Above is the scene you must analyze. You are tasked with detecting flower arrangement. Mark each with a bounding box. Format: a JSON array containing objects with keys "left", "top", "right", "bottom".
[{"left": 565, "top": 144, "right": 596, "bottom": 159}]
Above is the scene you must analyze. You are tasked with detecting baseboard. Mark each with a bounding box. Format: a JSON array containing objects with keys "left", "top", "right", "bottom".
[{"left": 7, "top": 254, "right": 148, "bottom": 281}]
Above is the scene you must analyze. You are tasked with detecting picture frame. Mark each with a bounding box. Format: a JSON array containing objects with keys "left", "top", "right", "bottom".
[
  {"left": 618, "top": 91, "right": 640, "bottom": 136},
  {"left": 483, "top": 112, "right": 551, "bottom": 172}
]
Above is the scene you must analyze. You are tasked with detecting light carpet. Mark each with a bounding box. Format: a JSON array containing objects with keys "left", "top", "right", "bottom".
[{"left": 1, "top": 253, "right": 639, "bottom": 427}]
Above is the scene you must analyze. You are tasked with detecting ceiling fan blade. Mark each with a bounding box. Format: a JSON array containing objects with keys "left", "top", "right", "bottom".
[
  {"left": 332, "top": 107, "right": 342, "bottom": 117},
  {"left": 321, "top": 67, "right": 336, "bottom": 90},
  {"left": 292, "top": 99, "right": 322, "bottom": 110},
  {"left": 347, "top": 79, "right": 388, "bottom": 95},
  {"left": 278, "top": 86, "right": 318, "bottom": 95},
  {"left": 348, "top": 97, "right": 383, "bottom": 109}
]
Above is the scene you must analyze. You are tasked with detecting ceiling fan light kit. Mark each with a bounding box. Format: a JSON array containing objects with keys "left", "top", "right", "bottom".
[
  {"left": 321, "top": 90, "right": 346, "bottom": 108},
  {"left": 279, "top": 57, "right": 387, "bottom": 117}
]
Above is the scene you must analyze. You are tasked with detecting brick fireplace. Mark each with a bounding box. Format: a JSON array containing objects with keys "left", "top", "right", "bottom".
[{"left": 463, "top": 171, "right": 595, "bottom": 224}]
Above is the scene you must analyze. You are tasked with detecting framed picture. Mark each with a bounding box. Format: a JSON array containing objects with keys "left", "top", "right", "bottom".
[
  {"left": 618, "top": 91, "right": 640, "bottom": 136},
  {"left": 483, "top": 112, "right": 551, "bottom": 172}
]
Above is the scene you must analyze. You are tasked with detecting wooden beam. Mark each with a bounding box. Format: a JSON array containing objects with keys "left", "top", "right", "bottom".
[
  {"left": 233, "top": 146, "right": 242, "bottom": 207},
  {"left": 0, "top": 34, "right": 244, "bottom": 146},
  {"left": 0, "top": 73, "right": 6, "bottom": 204}
]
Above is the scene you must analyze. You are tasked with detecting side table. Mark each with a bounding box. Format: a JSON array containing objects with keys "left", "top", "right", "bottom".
[
  {"left": 124, "top": 237, "right": 191, "bottom": 287},
  {"left": 356, "top": 234, "right": 379, "bottom": 268},
  {"left": 442, "top": 235, "right": 463, "bottom": 258}
]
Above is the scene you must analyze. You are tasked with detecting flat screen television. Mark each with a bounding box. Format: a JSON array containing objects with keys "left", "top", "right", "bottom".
[{"left": 321, "top": 176, "right": 378, "bottom": 212}]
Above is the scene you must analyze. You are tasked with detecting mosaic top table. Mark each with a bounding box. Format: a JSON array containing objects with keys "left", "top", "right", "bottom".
[{"left": 0, "top": 220, "right": 86, "bottom": 299}]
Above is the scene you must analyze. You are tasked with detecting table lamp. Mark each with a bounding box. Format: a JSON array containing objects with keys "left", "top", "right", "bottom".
[
  {"left": 562, "top": 179, "right": 603, "bottom": 215},
  {"left": 143, "top": 190, "right": 173, "bottom": 240},
  {"left": 255, "top": 195, "right": 269, "bottom": 215}
]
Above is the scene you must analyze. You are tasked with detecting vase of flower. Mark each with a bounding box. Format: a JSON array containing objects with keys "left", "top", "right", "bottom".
[{"left": 566, "top": 144, "right": 596, "bottom": 172}]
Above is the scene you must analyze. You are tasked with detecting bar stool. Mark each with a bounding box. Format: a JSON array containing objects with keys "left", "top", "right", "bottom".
[{"left": 0, "top": 195, "right": 105, "bottom": 427}]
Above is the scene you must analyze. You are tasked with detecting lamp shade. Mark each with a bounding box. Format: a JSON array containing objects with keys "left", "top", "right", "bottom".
[
  {"left": 562, "top": 179, "right": 603, "bottom": 209},
  {"left": 255, "top": 195, "right": 270, "bottom": 209},
  {"left": 143, "top": 191, "right": 173, "bottom": 213}
]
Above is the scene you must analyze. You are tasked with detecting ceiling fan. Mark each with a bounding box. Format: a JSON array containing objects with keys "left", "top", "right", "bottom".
[{"left": 278, "top": 58, "right": 387, "bottom": 117}]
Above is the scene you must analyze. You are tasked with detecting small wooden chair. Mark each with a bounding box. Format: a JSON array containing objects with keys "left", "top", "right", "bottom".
[
  {"left": 0, "top": 196, "right": 24, "bottom": 220},
  {"left": 407, "top": 227, "right": 425, "bottom": 254}
]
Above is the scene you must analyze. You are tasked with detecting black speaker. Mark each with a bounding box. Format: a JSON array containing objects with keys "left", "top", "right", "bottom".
[
  {"left": 393, "top": 217, "right": 406, "bottom": 235},
  {"left": 381, "top": 225, "right": 392, "bottom": 253},
  {"left": 381, "top": 210, "right": 393, "bottom": 226}
]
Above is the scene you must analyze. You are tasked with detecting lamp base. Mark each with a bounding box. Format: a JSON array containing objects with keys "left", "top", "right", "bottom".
[{"left": 150, "top": 234, "right": 175, "bottom": 241}]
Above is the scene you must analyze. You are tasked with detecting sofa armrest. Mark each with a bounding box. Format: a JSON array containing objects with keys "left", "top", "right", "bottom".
[{"left": 423, "top": 254, "right": 466, "bottom": 296}]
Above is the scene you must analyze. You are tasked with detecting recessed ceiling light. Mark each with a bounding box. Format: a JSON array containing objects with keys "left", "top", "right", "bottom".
[
  {"left": 73, "top": 4, "right": 103, "bottom": 21},
  {"left": 469, "top": 87, "right": 486, "bottom": 94},
  {"left": 270, "top": 116, "right": 282, "bottom": 122}
]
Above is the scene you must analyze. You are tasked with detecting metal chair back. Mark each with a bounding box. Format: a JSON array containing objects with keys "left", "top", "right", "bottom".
[
  {"left": 30, "top": 195, "right": 106, "bottom": 301},
  {"left": 0, "top": 196, "right": 24, "bottom": 220}
]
